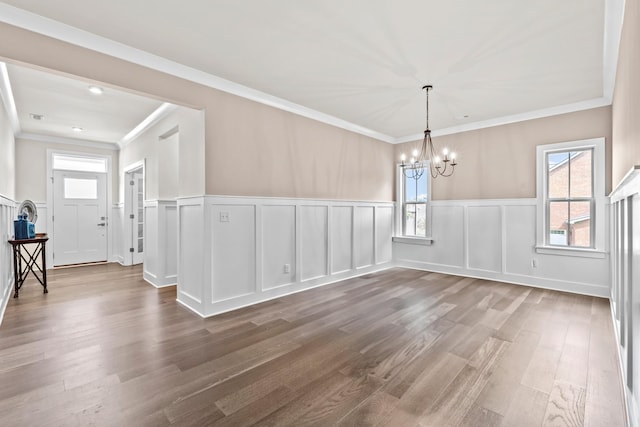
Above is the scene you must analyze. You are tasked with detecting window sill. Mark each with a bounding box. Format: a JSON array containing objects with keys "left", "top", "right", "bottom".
[
  {"left": 534, "top": 245, "right": 607, "bottom": 259},
  {"left": 393, "top": 236, "right": 433, "bottom": 246}
]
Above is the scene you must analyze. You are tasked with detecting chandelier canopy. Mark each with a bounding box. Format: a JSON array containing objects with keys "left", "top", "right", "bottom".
[{"left": 400, "top": 85, "right": 457, "bottom": 180}]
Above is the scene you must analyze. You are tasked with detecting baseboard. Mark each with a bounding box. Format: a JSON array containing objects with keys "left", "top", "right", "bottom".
[
  {"left": 0, "top": 274, "right": 13, "bottom": 327},
  {"left": 177, "top": 262, "right": 394, "bottom": 318},
  {"left": 395, "top": 259, "right": 609, "bottom": 298},
  {"left": 143, "top": 270, "right": 177, "bottom": 288}
]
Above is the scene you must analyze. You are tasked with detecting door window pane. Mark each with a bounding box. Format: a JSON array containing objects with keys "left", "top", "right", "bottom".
[{"left": 64, "top": 178, "right": 97, "bottom": 199}]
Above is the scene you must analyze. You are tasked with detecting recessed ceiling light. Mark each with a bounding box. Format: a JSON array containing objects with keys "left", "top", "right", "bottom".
[
  {"left": 72, "top": 126, "right": 84, "bottom": 132},
  {"left": 29, "top": 113, "right": 44, "bottom": 120},
  {"left": 88, "top": 86, "right": 103, "bottom": 95}
]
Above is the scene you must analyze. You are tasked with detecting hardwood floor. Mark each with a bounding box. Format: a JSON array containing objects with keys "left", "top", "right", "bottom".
[{"left": 0, "top": 264, "right": 626, "bottom": 426}]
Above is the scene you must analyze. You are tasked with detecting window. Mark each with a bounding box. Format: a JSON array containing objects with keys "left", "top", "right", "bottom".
[
  {"left": 536, "top": 138, "right": 605, "bottom": 257},
  {"left": 395, "top": 164, "right": 432, "bottom": 243},
  {"left": 53, "top": 154, "right": 107, "bottom": 173},
  {"left": 546, "top": 149, "right": 593, "bottom": 247}
]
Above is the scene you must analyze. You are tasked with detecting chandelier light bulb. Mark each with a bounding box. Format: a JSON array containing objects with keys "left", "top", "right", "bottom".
[
  {"left": 411, "top": 157, "right": 416, "bottom": 164},
  {"left": 442, "top": 148, "right": 449, "bottom": 156},
  {"left": 434, "top": 156, "right": 441, "bottom": 164},
  {"left": 400, "top": 153, "right": 406, "bottom": 162},
  {"left": 412, "top": 149, "right": 419, "bottom": 157},
  {"left": 450, "top": 152, "right": 457, "bottom": 160}
]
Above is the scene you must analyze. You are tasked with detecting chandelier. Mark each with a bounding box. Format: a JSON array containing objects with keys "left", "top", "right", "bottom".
[{"left": 400, "top": 85, "right": 457, "bottom": 179}]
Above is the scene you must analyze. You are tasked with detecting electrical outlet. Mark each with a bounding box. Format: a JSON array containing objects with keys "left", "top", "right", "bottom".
[
  {"left": 531, "top": 259, "right": 538, "bottom": 268},
  {"left": 220, "top": 211, "right": 230, "bottom": 222},
  {"left": 284, "top": 264, "right": 291, "bottom": 274}
]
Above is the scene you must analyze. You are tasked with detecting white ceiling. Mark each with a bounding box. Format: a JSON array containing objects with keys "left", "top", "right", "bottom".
[
  {"left": 6, "top": 63, "right": 163, "bottom": 145},
  {"left": 0, "top": 0, "right": 622, "bottom": 143}
]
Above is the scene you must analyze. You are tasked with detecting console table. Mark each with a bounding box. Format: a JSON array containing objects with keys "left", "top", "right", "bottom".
[{"left": 8, "top": 235, "right": 48, "bottom": 298}]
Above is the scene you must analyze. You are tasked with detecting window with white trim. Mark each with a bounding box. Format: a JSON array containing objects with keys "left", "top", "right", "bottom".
[
  {"left": 397, "top": 164, "right": 431, "bottom": 239},
  {"left": 536, "top": 138, "right": 606, "bottom": 256},
  {"left": 546, "top": 148, "right": 594, "bottom": 247}
]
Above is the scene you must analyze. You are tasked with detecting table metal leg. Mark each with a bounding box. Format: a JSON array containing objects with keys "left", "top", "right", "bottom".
[
  {"left": 42, "top": 242, "right": 48, "bottom": 293},
  {"left": 12, "top": 245, "right": 19, "bottom": 298}
]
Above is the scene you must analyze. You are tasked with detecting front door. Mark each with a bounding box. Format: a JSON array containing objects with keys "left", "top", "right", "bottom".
[{"left": 53, "top": 170, "right": 107, "bottom": 266}]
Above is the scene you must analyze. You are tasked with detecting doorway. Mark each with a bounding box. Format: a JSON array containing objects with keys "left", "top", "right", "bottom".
[
  {"left": 49, "top": 152, "right": 110, "bottom": 267},
  {"left": 124, "top": 162, "right": 145, "bottom": 266}
]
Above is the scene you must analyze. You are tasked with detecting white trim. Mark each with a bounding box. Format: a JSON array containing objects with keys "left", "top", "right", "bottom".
[
  {"left": 392, "top": 236, "right": 433, "bottom": 246},
  {"left": 0, "top": 193, "right": 16, "bottom": 204},
  {"left": 603, "top": 0, "right": 626, "bottom": 101},
  {"left": 17, "top": 132, "right": 119, "bottom": 151},
  {"left": 609, "top": 301, "right": 635, "bottom": 427},
  {"left": 0, "top": 62, "right": 20, "bottom": 135},
  {"left": 395, "top": 260, "right": 610, "bottom": 298},
  {"left": 395, "top": 98, "right": 612, "bottom": 142},
  {"left": 0, "top": 195, "right": 16, "bottom": 327},
  {"left": 198, "top": 264, "right": 393, "bottom": 319},
  {"left": 46, "top": 149, "right": 113, "bottom": 268},
  {"left": 0, "top": 3, "right": 624, "bottom": 144},
  {"left": 119, "top": 103, "right": 177, "bottom": 148},
  {"left": 395, "top": 163, "right": 432, "bottom": 240},
  {"left": 122, "top": 160, "right": 145, "bottom": 266},
  {"left": 431, "top": 198, "right": 538, "bottom": 206},
  {"left": 534, "top": 246, "right": 607, "bottom": 258},
  {"left": 0, "top": 3, "right": 395, "bottom": 144},
  {"left": 0, "top": 277, "right": 11, "bottom": 329},
  {"left": 610, "top": 166, "right": 640, "bottom": 202},
  {"left": 176, "top": 194, "right": 394, "bottom": 205},
  {"left": 536, "top": 137, "right": 607, "bottom": 254}
]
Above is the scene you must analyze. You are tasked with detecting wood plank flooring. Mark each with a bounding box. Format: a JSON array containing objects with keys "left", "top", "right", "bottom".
[{"left": 0, "top": 264, "right": 627, "bottom": 426}]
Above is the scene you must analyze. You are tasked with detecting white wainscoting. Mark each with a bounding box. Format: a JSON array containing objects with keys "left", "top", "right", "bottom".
[
  {"left": 176, "top": 196, "right": 395, "bottom": 317},
  {"left": 143, "top": 200, "right": 178, "bottom": 287},
  {"left": 610, "top": 168, "right": 640, "bottom": 427},
  {"left": 0, "top": 195, "right": 15, "bottom": 325},
  {"left": 395, "top": 198, "right": 610, "bottom": 297}
]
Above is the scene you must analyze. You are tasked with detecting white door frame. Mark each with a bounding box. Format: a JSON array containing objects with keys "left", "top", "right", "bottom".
[
  {"left": 46, "top": 149, "right": 113, "bottom": 269},
  {"left": 123, "top": 159, "right": 145, "bottom": 266}
]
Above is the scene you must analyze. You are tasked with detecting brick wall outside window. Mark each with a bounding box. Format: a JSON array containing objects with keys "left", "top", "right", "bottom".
[{"left": 548, "top": 150, "right": 592, "bottom": 247}]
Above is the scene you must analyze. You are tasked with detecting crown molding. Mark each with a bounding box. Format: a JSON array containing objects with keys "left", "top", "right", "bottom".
[
  {"left": 0, "top": 1, "right": 625, "bottom": 145},
  {"left": 0, "top": 3, "right": 396, "bottom": 144},
  {"left": 119, "top": 102, "right": 177, "bottom": 148},
  {"left": 0, "top": 61, "right": 20, "bottom": 135},
  {"left": 394, "top": 97, "right": 612, "bottom": 144},
  {"left": 603, "top": 0, "right": 625, "bottom": 102},
  {"left": 16, "top": 132, "right": 119, "bottom": 150}
]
